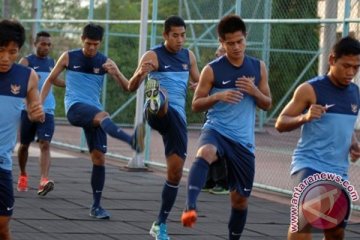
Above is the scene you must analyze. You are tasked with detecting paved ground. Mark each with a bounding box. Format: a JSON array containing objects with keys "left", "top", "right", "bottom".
[
  {"left": 51, "top": 123, "right": 360, "bottom": 207},
  {"left": 9, "top": 146, "right": 360, "bottom": 240}
]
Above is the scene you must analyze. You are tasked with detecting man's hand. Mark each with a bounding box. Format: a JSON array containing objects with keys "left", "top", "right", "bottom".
[
  {"left": 217, "top": 89, "right": 243, "bottom": 104},
  {"left": 235, "top": 76, "right": 257, "bottom": 96},
  {"left": 28, "top": 100, "right": 45, "bottom": 123},
  {"left": 138, "top": 60, "right": 156, "bottom": 78},
  {"left": 303, "top": 104, "right": 327, "bottom": 122},
  {"left": 102, "top": 59, "right": 121, "bottom": 75},
  {"left": 350, "top": 141, "right": 360, "bottom": 163},
  {"left": 189, "top": 81, "right": 198, "bottom": 91}
]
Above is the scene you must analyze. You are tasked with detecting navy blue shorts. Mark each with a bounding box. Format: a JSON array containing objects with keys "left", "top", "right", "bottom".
[
  {"left": 0, "top": 168, "right": 14, "bottom": 216},
  {"left": 146, "top": 107, "right": 187, "bottom": 160},
  {"left": 20, "top": 110, "right": 55, "bottom": 144},
  {"left": 198, "top": 128, "right": 255, "bottom": 197},
  {"left": 67, "top": 103, "right": 107, "bottom": 153},
  {"left": 292, "top": 168, "right": 321, "bottom": 184}
]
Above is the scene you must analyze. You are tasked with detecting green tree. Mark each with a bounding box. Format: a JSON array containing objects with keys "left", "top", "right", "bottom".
[{"left": 269, "top": 0, "right": 319, "bottom": 117}]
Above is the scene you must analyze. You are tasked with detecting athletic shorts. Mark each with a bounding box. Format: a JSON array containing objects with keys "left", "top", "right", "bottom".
[
  {"left": 20, "top": 110, "right": 55, "bottom": 144},
  {"left": 198, "top": 128, "right": 255, "bottom": 197},
  {"left": 67, "top": 103, "right": 107, "bottom": 153},
  {"left": 292, "top": 168, "right": 349, "bottom": 228},
  {"left": 0, "top": 168, "right": 14, "bottom": 216},
  {"left": 146, "top": 106, "right": 187, "bottom": 160}
]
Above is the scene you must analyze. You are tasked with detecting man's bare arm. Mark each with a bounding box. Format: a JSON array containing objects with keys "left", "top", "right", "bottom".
[
  {"left": 26, "top": 69, "right": 45, "bottom": 122},
  {"left": 40, "top": 52, "right": 68, "bottom": 103},
  {"left": 128, "top": 51, "right": 157, "bottom": 92}
]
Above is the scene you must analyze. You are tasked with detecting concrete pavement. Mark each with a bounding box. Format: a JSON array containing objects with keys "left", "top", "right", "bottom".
[{"left": 9, "top": 146, "right": 360, "bottom": 240}]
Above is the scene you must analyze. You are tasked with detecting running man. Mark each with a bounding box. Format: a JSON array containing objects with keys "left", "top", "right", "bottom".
[
  {"left": 41, "top": 23, "right": 144, "bottom": 219},
  {"left": 17, "top": 31, "right": 65, "bottom": 196},
  {"left": 0, "top": 19, "right": 45, "bottom": 240},
  {"left": 180, "top": 15, "right": 272, "bottom": 240},
  {"left": 128, "top": 15, "right": 200, "bottom": 240},
  {"left": 275, "top": 36, "right": 360, "bottom": 240}
]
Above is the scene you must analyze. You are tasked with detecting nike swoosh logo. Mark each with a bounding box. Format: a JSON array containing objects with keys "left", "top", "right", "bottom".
[
  {"left": 74, "top": 65, "right": 81, "bottom": 69},
  {"left": 188, "top": 185, "right": 200, "bottom": 191},
  {"left": 33, "top": 66, "right": 40, "bottom": 70},
  {"left": 7, "top": 206, "right": 14, "bottom": 211},
  {"left": 95, "top": 190, "right": 102, "bottom": 193},
  {"left": 164, "top": 65, "right": 171, "bottom": 69},
  {"left": 44, "top": 134, "right": 50, "bottom": 137},
  {"left": 244, "top": 188, "right": 251, "bottom": 192},
  {"left": 325, "top": 104, "right": 335, "bottom": 109},
  {"left": 222, "top": 80, "right": 231, "bottom": 85}
]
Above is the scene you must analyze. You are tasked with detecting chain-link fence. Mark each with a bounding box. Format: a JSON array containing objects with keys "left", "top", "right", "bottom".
[{"left": 5, "top": 0, "right": 360, "bottom": 209}]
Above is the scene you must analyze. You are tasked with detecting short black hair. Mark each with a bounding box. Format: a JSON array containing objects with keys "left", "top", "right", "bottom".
[
  {"left": 164, "top": 16, "right": 186, "bottom": 34},
  {"left": 82, "top": 23, "right": 104, "bottom": 41},
  {"left": 35, "top": 31, "right": 51, "bottom": 43},
  {"left": 0, "top": 19, "right": 25, "bottom": 48},
  {"left": 332, "top": 36, "right": 360, "bottom": 60},
  {"left": 217, "top": 14, "right": 246, "bottom": 40}
]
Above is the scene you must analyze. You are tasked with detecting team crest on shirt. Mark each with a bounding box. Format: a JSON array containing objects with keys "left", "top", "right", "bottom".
[
  {"left": 93, "top": 68, "right": 100, "bottom": 74},
  {"left": 10, "top": 84, "right": 21, "bottom": 95},
  {"left": 351, "top": 104, "right": 358, "bottom": 113},
  {"left": 182, "top": 64, "right": 188, "bottom": 70}
]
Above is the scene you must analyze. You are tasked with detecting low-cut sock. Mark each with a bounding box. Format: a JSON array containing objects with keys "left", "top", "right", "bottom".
[
  {"left": 228, "top": 208, "right": 248, "bottom": 240},
  {"left": 100, "top": 117, "right": 132, "bottom": 145},
  {"left": 157, "top": 181, "right": 179, "bottom": 224},
  {"left": 91, "top": 165, "right": 105, "bottom": 208},
  {"left": 186, "top": 157, "right": 209, "bottom": 210}
]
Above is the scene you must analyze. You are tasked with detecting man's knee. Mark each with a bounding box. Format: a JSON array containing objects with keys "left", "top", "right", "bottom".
[
  {"left": 324, "top": 226, "right": 345, "bottom": 240},
  {"left": 18, "top": 144, "right": 29, "bottom": 152},
  {"left": 196, "top": 144, "right": 217, "bottom": 163},
  {"left": 167, "top": 168, "right": 182, "bottom": 184},
  {"left": 166, "top": 154, "right": 184, "bottom": 183},
  {"left": 93, "top": 112, "right": 109, "bottom": 126},
  {"left": 90, "top": 150, "right": 105, "bottom": 165},
  {"left": 39, "top": 140, "right": 50, "bottom": 152},
  {"left": 230, "top": 192, "right": 248, "bottom": 209},
  {"left": 0, "top": 216, "right": 11, "bottom": 240}
]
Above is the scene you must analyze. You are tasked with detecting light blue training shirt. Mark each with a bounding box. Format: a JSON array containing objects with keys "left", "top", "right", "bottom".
[
  {"left": 0, "top": 64, "right": 31, "bottom": 170},
  {"left": 25, "top": 54, "right": 55, "bottom": 114},
  {"left": 204, "top": 55, "right": 261, "bottom": 153},
  {"left": 64, "top": 49, "right": 107, "bottom": 113},
  {"left": 148, "top": 43, "right": 190, "bottom": 122},
  {"left": 292, "top": 76, "right": 360, "bottom": 178}
]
